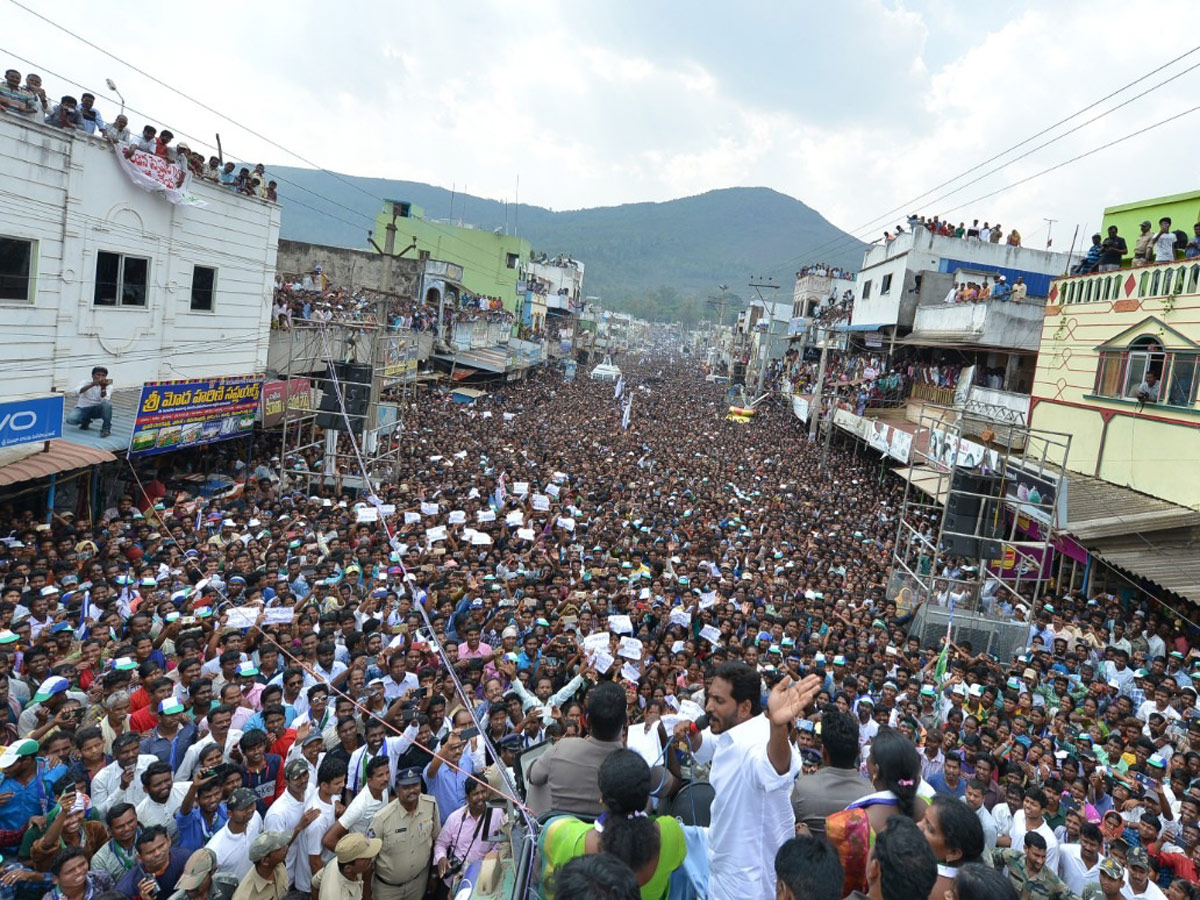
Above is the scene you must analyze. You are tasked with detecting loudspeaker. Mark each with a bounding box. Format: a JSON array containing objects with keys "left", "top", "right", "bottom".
[
  {"left": 315, "top": 362, "right": 373, "bottom": 432},
  {"left": 939, "top": 534, "right": 981, "bottom": 557}
]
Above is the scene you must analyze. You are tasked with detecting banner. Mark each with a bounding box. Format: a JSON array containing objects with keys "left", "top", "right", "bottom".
[
  {"left": 0, "top": 395, "right": 63, "bottom": 448},
  {"left": 113, "top": 146, "right": 206, "bottom": 206},
  {"left": 791, "top": 395, "right": 809, "bottom": 423},
  {"left": 1003, "top": 457, "right": 1065, "bottom": 526},
  {"left": 130, "top": 375, "right": 262, "bottom": 456},
  {"left": 382, "top": 339, "right": 420, "bottom": 384},
  {"left": 888, "top": 428, "right": 912, "bottom": 463},
  {"left": 260, "top": 378, "right": 313, "bottom": 427}
]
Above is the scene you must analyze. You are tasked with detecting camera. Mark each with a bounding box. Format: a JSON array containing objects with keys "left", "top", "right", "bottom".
[{"left": 445, "top": 854, "right": 464, "bottom": 877}]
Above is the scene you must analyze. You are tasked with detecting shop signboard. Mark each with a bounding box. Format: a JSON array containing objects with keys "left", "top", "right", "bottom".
[{"left": 130, "top": 376, "right": 262, "bottom": 457}]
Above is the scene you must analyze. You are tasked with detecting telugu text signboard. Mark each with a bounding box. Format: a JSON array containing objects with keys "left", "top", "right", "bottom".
[
  {"left": 0, "top": 395, "right": 63, "bottom": 448},
  {"left": 130, "top": 376, "right": 262, "bottom": 457},
  {"left": 260, "top": 378, "right": 313, "bottom": 427}
]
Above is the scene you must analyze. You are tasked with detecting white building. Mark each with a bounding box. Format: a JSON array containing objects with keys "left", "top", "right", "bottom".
[
  {"left": 0, "top": 113, "right": 280, "bottom": 402},
  {"left": 850, "top": 228, "right": 1070, "bottom": 332},
  {"left": 526, "top": 257, "right": 585, "bottom": 311}
]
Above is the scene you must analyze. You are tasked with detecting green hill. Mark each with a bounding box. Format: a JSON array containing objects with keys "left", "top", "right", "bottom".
[{"left": 269, "top": 166, "right": 866, "bottom": 322}]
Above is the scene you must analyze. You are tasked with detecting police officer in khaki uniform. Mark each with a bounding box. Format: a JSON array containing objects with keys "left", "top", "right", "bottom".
[{"left": 368, "top": 766, "right": 440, "bottom": 900}]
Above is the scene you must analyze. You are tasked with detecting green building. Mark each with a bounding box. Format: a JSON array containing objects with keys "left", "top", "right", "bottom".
[
  {"left": 375, "top": 200, "right": 531, "bottom": 312},
  {"left": 1102, "top": 190, "right": 1200, "bottom": 262}
]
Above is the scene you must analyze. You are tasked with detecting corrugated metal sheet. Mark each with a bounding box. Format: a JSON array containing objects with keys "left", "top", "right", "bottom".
[
  {"left": 58, "top": 388, "right": 140, "bottom": 454},
  {"left": 1086, "top": 527, "right": 1200, "bottom": 603},
  {"left": 1065, "top": 473, "right": 1200, "bottom": 541},
  {"left": 0, "top": 440, "right": 116, "bottom": 486}
]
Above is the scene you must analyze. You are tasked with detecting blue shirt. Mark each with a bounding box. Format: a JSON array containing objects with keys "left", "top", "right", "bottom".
[
  {"left": 424, "top": 750, "right": 475, "bottom": 826},
  {"left": 174, "top": 805, "right": 228, "bottom": 852},
  {"left": 928, "top": 772, "right": 967, "bottom": 799},
  {"left": 0, "top": 763, "right": 55, "bottom": 839},
  {"left": 141, "top": 724, "right": 199, "bottom": 771}
]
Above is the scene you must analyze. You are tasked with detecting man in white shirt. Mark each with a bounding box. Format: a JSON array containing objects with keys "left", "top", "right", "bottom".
[
  {"left": 324, "top": 756, "right": 390, "bottom": 848},
  {"left": 65, "top": 366, "right": 113, "bottom": 437},
  {"left": 965, "top": 779, "right": 998, "bottom": 853},
  {"left": 1058, "top": 822, "right": 1106, "bottom": 895},
  {"left": 263, "top": 759, "right": 315, "bottom": 889},
  {"left": 1006, "top": 786, "right": 1059, "bottom": 871},
  {"left": 207, "top": 788, "right": 267, "bottom": 881},
  {"left": 91, "top": 732, "right": 161, "bottom": 816},
  {"left": 674, "top": 662, "right": 820, "bottom": 900},
  {"left": 346, "top": 718, "right": 418, "bottom": 794},
  {"left": 1124, "top": 846, "right": 1167, "bottom": 900},
  {"left": 299, "top": 758, "right": 346, "bottom": 895},
  {"left": 135, "top": 761, "right": 191, "bottom": 843},
  {"left": 1153, "top": 218, "right": 1178, "bottom": 263}
]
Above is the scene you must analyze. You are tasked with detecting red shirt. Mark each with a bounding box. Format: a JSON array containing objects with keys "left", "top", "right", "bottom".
[{"left": 129, "top": 706, "right": 159, "bottom": 733}]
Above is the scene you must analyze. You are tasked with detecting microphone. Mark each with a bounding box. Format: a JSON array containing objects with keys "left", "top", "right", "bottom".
[{"left": 692, "top": 714, "right": 708, "bottom": 732}]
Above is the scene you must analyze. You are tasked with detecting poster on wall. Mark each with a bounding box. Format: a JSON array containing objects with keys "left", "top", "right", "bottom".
[
  {"left": 130, "top": 376, "right": 262, "bottom": 457},
  {"left": 1003, "top": 458, "right": 1065, "bottom": 527}
]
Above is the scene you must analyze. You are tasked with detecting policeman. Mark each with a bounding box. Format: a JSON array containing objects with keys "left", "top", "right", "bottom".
[{"left": 367, "top": 766, "right": 440, "bottom": 900}]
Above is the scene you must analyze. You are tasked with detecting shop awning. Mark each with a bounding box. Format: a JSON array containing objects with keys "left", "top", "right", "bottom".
[
  {"left": 893, "top": 464, "right": 949, "bottom": 504},
  {"left": 1064, "top": 472, "right": 1200, "bottom": 541},
  {"left": 450, "top": 367, "right": 478, "bottom": 381},
  {"left": 57, "top": 388, "right": 140, "bottom": 454},
  {"left": 838, "top": 323, "right": 890, "bottom": 332},
  {"left": 0, "top": 440, "right": 116, "bottom": 486},
  {"left": 1085, "top": 527, "right": 1200, "bottom": 603}
]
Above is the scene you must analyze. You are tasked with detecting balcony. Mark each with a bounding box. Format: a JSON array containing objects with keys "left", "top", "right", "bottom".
[
  {"left": 906, "top": 296, "right": 1046, "bottom": 352},
  {"left": 1049, "top": 258, "right": 1200, "bottom": 309}
]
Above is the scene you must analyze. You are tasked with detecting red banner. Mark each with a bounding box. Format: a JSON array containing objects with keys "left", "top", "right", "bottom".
[
  {"left": 113, "top": 145, "right": 206, "bottom": 207},
  {"left": 260, "top": 378, "right": 313, "bottom": 427}
]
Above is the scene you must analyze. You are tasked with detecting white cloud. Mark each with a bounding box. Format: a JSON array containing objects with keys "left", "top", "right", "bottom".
[{"left": 7, "top": 0, "right": 1200, "bottom": 262}]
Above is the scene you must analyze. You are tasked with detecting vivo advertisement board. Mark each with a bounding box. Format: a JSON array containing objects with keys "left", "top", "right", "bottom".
[{"left": 0, "top": 395, "right": 64, "bottom": 448}]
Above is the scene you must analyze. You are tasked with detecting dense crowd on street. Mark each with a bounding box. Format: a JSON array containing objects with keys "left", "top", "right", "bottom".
[
  {"left": 0, "top": 344, "right": 1199, "bottom": 900},
  {"left": 1, "top": 67, "right": 277, "bottom": 200}
]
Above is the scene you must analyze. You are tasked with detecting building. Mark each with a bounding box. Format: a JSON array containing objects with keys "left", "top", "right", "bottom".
[
  {"left": 1101, "top": 190, "right": 1200, "bottom": 263},
  {"left": 850, "top": 227, "right": 1070, "bottom": 336},
  {"left": 0, "top": 112, "right": 280, "bottom": 509},
  {"left": 1027, "top": 235, "right": 1200, "bottom": 601},
  {"left": 374, "top": 200, "right": 531, "bottom": 312}
]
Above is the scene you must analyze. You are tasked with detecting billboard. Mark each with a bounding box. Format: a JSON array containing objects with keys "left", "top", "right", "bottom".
[
  {"left": 130, "top": 376, "right": 262, "bottom": 457},
  {"left": 0, "top": 395, "right": 63, "bottom": 448},
  {"left": 1003, "top": 457, "right": 1065, "bottom": 526},
  {"left": 260, "top": 378, "right": 313, "bottom": 427}
]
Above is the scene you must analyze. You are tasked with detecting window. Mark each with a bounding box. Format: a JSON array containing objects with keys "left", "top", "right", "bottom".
[
  {"left": 880, "top": 274, "right": 893, "bottom": 294},
  {"left": 861, "top": 279, "right": 873, "bottom": 300},
  {"left": 0, "top": 237, "right": 33, "bottom": 303},
  {"left": 505, "top": 252, "right": 519, "bottom": 269},
  {"left": 1092, "top": 336, "right": 1200, "bottom": 406},
  {"left": 94, "top": 251, "right": 149, "bottom": 306},
  {"left": 190, "top": 265, "right": 216, "bottom": 311}
]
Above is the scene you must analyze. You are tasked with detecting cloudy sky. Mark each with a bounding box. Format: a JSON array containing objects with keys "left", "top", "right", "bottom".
[{"left": 8, "top": 0, "right": 1200, "bottom": 258}]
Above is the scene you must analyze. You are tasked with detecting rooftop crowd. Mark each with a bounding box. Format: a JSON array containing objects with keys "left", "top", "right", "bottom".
[
  {"left": 0, "top": 342, "right": 1197, "bottom": 900},
  {"left": 0, "top": 67, "right": 277, "bottom": 201},
  {"left": 895, "top": 215, "right": 1024, "bottom": 247}
]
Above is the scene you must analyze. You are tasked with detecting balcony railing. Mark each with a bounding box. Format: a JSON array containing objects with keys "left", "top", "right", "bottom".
[
  {"left": 1052, "top": 258, "right": 1200, "bottom": 306},
  {"left": 910, "top": 382, "right": 957, "bottom": 406}
]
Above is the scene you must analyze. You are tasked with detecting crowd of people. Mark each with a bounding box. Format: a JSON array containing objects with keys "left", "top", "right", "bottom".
[
  {"left": 1073, "top": 220, "right": 1200, "bottom": 276},
  {"left": 901, "top": 215, "right": 1023, "bottom": 247},
  {"left": 0, "top": 348, "right": 1197, "bottom": 900},
  {"left": 797, "top": 265, "right": 857, "bottom": 281},
  {"left": 942, "top": 276, "right": 1029, "bottom": 304},
  {"left": 1, "top": 67, "right": 277, "bottom": 201}
]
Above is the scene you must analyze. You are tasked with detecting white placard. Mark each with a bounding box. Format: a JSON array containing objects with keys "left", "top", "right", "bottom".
[
  {"left": 618, "top": 636, "right": 643, "bottom": 661},
  {"left": 503, "top": 412, "right": 516, "bottom": 421},
  {"left": 531, "top": 494, "right": 551, "bottom": 512},
  {"left": 262, "top": 607, "right": 294, "bottom": 625},
  {"left": 477, "top": 509, "right": 496, "bottom": 523},
  {"left": 225, "top": 607, "right": 258, "bottom": 628},
  {"left": 670, "top": 640, "right": 686, "bottom": 654},
  {"left": 552, "top": 471, "right": 568, "bottom": 483},
  {"left": 664, "top": 694, "right": 681, "bottom": 711},
  {"left": 469, "top": 531, "right": 492, "bottom": 545},
  {"left": 639, "top": 587, "right": 651, "bottom": 600},
  {"left": 513, "top": 481, "right": 529, "bottom": 496},
  {"left": 555, "top": 517, "right": 576, "bottom": 532},
  {"left": 425, "top": 525, "right": 447, "bottom": 543},
  {"left": 420, "top": 502, "right": 439, "bottom": 517},
  {"left": 669, "top": 609, "right": 692, "bottom": 628},
  {"left": 546, "top": 483, "right": 561, "bottom": 498},
  {"left": 678, "top": 699, "right": 705, "bottom": 722},
  {"left": 592, "top": 650, "right": 614, "bottom": 674},
  {"left": 505, "top": 511, "right": 524, "bottom": 527},
  {"left": 609, "top": 614, "right": 633, "bottom": 635},
  {"left": 380, "top": 504, "right": 396, "bottom": 516},
  {"left": 429, "top": 455, "right": 442, "bottom": 462},
  {"left": 699, "top": 594, "right": 717, "bottom": 610},
  {"left": 448, "top": 510, "right": 466, "bottom": 525},
  {"left": 356, "top": 507, "right": 378, "bottom": 523},
  {"left": 699, "top": 624, "right": 723, "bottom": 645},
  {"left": 620, "top": 662, "right": 641, "bottom": 683},
  {"left": 516, "top": 527, "right": 536, "bottom": 541},
  {"left": 582, "top": 631, "right": 611, "bottom": 653},
  {"left": 404, "top": 511, "right": 421, "bottom": 525},
  {"left": 454, "top": 450, "right": 468, "bottom": 459}
]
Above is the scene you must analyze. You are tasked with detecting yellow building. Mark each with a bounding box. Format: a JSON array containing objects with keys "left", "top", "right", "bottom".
[{"left": 1029, "top": 256, "right": 1200, "bottom": 601}]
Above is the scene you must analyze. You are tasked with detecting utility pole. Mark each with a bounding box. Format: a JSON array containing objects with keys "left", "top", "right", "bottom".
[
  {"left": 364, "top": 294, "right": 389, "bottom": 469},
  {"left": 1043, "top": 217, "right": 1058, "bottom": 250},
  {"left": 808, "top": 337, "right": 829, "bottom": 442},
  {"left": 748, "top": 276, "right": 780, "bottom": 402}
]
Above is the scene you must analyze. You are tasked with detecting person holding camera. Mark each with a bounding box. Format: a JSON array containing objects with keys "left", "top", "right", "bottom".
[
  {"left": 66, "top": 366, "right": 114, "bottom": 439},
  {"left": 366, "top": 766, "right": 440, "bottom": 900},
  {"left": 1137, "top": 371, "right": 1160, "bottom": 403},
  {"left": 431, "top": 777, "right": 505, "bottom": 891}
]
